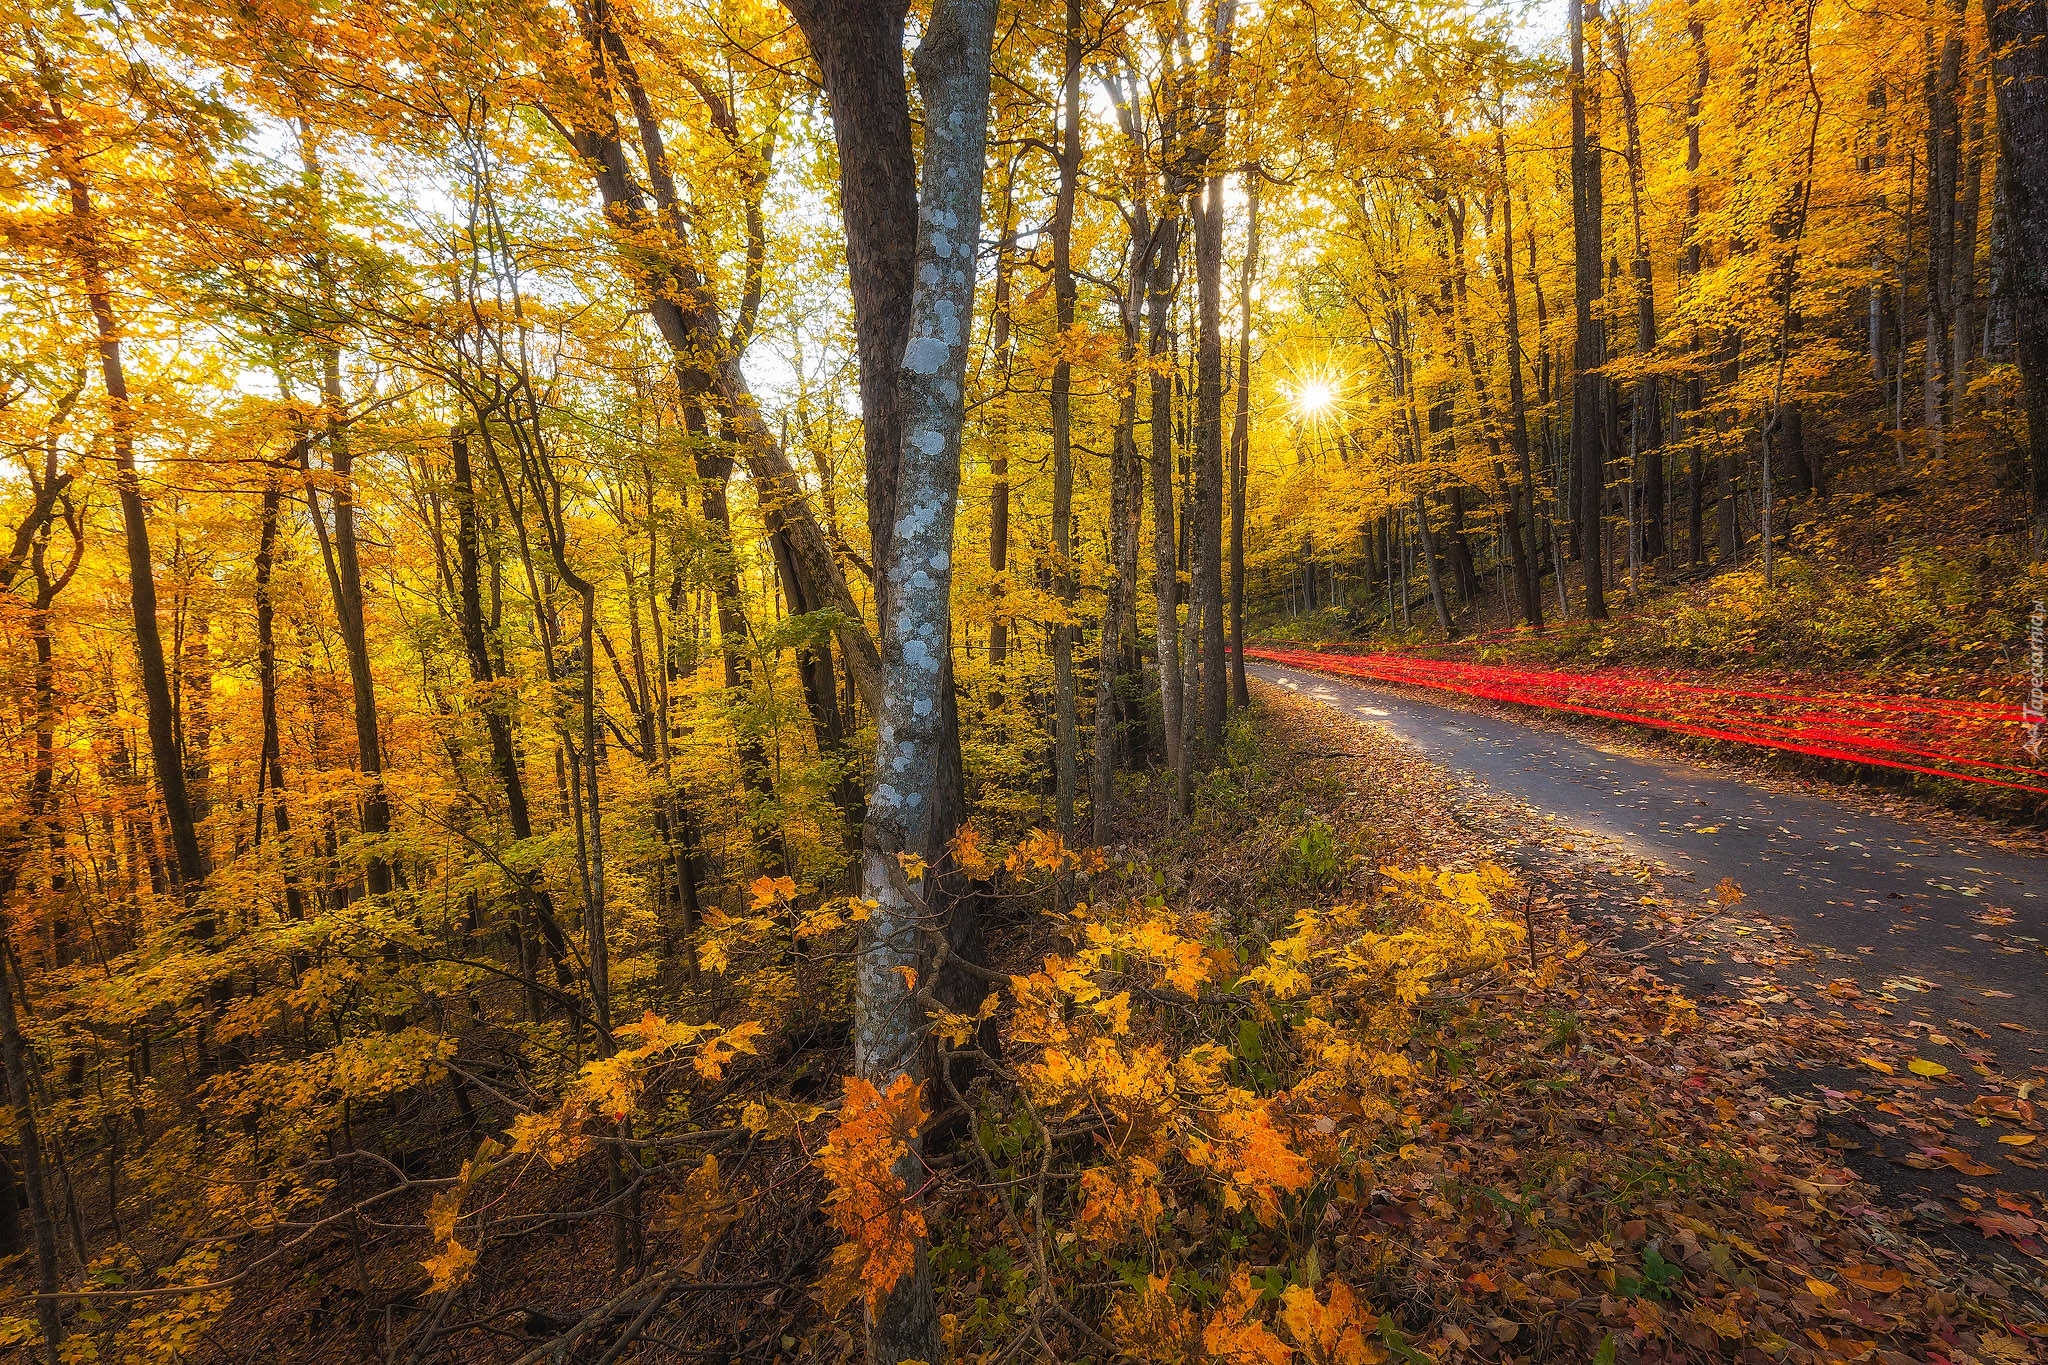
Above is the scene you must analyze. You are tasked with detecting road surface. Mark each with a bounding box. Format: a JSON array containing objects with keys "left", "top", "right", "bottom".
[{"left": 1252, "top": 659, "right": 2045, "bottom": 1017}]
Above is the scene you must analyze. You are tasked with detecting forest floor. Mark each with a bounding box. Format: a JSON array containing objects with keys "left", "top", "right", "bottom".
[
  {"left": 1118, "top": 681, "right": 2048, "bottom": 1361},
  {"left": 887, "top": 684, "right": 2048, "bottom": 1363},
  {"left": 176, "top": 681, "right": 2048, "bottom": 1364}
]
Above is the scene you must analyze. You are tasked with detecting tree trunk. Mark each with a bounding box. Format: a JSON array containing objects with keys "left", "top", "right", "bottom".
[
  {"left": 1191, "top": 1, "right": 1237, "bottom": 753},
  {"left": 1954, "top": 70, "right": 1987, "bottom": 386},
  {"left": 312, "top": 348, "right": 392, "bottom": 899},
  {"left": 1610, "top": 10, "right": 1665, "bottom": 564},
  {"left": 1571, "top": 0, "right": 1610, "bottom": 619},
  {"left": 1684, "top": 0, "right": 1710, "bottom": 565},
  {"left": 850, "top": 2, "right": 997, "bottom": 1359},
  {"left": 1414, "top": 492, "right": 1454, "bottom": 639},
  {"left": 1447, "top": 197, "right": 1535, "bottom": 626},
  {"left": 450, "top": 432, "right": 574, "bottom": 988},
  {"left": 1050, "top": 0, "right": 1081, "bottom": 841},
  {"left": 1984, "top": 0, "right": 2048, "bottom": 533},
  {"left": 699, "top": 448, "right": 789, "bottom": 873},
  {"left": 1228, "top": 168, "right": 1259, "bottom": 709},
  {"left": 46, "top": 111, "right": 209, "bottom": 904},
  {"left": 987, "top": 159, "right": 1018, "bottom": 668},
  {"left": 1496, "top": 132, "right": 1545, "bottom": 628},
  {"left": 254, "top": 449, "right": 308, "bottom": 927},
  {"left": 0, "top": 949, "right": 61, "bottom": 1363},
  {"left": 1148, "top": 181, "right": 1187, "bottom": 805}
]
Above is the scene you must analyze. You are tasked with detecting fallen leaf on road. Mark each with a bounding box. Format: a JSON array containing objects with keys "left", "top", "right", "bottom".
[{"left": 1906, "top": 1058, "right": 1948, "bottom": 1078}]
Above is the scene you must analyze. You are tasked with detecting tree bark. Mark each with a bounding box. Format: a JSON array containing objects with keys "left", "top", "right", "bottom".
[
  {"left": 37, "top": 85, "right": 210, "bottom": 904},
  {"left": 450, "top": 431, "right": 574, "bottom": 987},
  {"left": 1610, "top": 9, "right": 1666, "bottom": 564},
  {"left": 848, "top": 1, "right": 997, "bottom": 1359},
  {"left": 1147, "top": 160, "right": 1188, "bottom": 807},
  {"left": 1984, "top": 0, "right": 2048, "bottom": 533},
  {"left": 311, "top": 347, "right": 393, "bottom": 899},
  {"left": 1190, "top": 2, "right": 1238, "bottom": 752},
  {"left": 1050, "top": 0, "right": 1082, "bottom": 841},
  {"left": 1496, "top": 131, "right": 1545, "bottom": 628},
  {"left": 1684, "top": 1, "right": 1710, "bottom": 565},
  {"left": 1229, "top": 168, "right": 1259, "bottom": 707},
  {"left": 1570, "top": 0, "right": 1610, "bottom": 618},
  {"left": 987, "top": 158, "right": 1018, "bottom": 668}
]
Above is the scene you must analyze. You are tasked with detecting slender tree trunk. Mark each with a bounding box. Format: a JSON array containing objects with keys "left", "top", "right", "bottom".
[
  {"left": 987, "top": 160, "right": 1018, "bottom": 668},
  {"left": 1050, "top": 0, "right": 1081, "bottom": 841},
  {"left": 1191, "top": 1, "right": 1237, "bottom": 753},
  {"left": 1610, "top": 11, "right": 1665, "bottom": 563},
  {"left": 313, "top": 348, "right": 392, "bottom": 898},
  {"left": 1447, "top": 199, "right": 1535, "bottom": 626},
  {"left": 1497, "top": 131, "right": 1545, "bottom": 628},
  {"left": 0, "top": 949, "right": 61, "bottom": 1364},
  {"left": 44, "top": 106, "right": 208, "bottom": 905},
  {"left": 1094, "top": 198, "right": 1149, "bottom": 842},
  {"left": 1954, "top": 70, "right": 1987, "bottom": 387},
  {"left": 254, "top": 449, "right": 308, "bottom": 926},
  {"left": 1228, "top": 168, "right": 1259, "bottom": 709},
  {"left": 1148, "top": 187, "right": 1187, "bottom": 803},
  {"left": 1684, "top": 1, "right": 1710, "bottom": 565},
  {"left": 1925, "top": 4, "right": 1967, "bottom": 451},
  {"left": 1571, "top": 0, "right": 1610, "bottom": 618},
  {"left": 1414, "top": 492, "right": 1454, "bottom": 638},
  {"left": 450, "top": 432, "right": 574, "bottom": 987}
]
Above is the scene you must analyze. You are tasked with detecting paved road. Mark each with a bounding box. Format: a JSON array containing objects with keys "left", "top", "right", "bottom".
[{"left": 1251, "top": 660, "right": 2047, "bottom": 1055}]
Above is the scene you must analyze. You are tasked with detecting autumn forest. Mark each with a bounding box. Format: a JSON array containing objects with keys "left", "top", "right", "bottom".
[{"left": 4, "top": 0, "right": 2048, "bottom": 1360}]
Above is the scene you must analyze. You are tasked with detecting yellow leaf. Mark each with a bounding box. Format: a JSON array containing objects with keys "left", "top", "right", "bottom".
[
  {"left": 1907, "top": 1058, "right": 1949, "bottom": 1078},
  {"left": 421, "top": 1238, "right": 476, "bottom": 1294},
  {"left": 1534, "top": 1248, "right": 1588, "bottom": 1270},
  {"left": 749, "top": 874, "right": 797, "bottom": 909},
  {"left": 1857, "top": 1056, "right": 1894, "bottom": 1075},
  {"left": 1804, "top": 1276, "right": 1838, "bottom": 1299},
  {"left": 1998, "top": 1134, "right": 2036, "bottom": 1146},
  {"left": 896, "top": 852, "right": 928, "bottom": 882}
]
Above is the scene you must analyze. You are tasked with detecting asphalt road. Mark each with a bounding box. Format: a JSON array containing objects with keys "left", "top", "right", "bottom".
[{"left": 1250, "top": 659, "right": 2047, "bottom": 1058}]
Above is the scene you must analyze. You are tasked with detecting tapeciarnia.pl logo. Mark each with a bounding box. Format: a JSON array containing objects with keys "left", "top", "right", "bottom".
[{"left": 2027, "top": 600, "right": 2045, "bottom": 760}]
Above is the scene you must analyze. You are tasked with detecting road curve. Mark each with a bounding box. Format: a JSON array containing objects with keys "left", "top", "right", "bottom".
[{"left": 1250, "top": 659, "right": 2048, "bottom": 1053}]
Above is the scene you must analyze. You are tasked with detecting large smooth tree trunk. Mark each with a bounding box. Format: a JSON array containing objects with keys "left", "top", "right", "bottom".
[{"left": 847, "top": 2, "right": 997, "bottom": 1359}]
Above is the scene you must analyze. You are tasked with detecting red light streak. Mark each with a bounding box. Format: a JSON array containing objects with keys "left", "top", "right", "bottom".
[{"left": 1247, "top": 647, "right": 2048, "bottom": 797}]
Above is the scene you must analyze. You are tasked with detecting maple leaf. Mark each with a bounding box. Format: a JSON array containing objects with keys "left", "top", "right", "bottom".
[
  {"left": 420, "top": 1238, "right": 476, "bottom": 1294},
  {"left": 749, "top": 874, "right": 797, "bottom": 909},
  {"left": 814, "top": 1074, "right": 928, "bottom": 1316},
  {"left": 1280, "top": 1280, "right": 1384, "bottom": 1364},
  {"left": 1203, "top": 1268, "right": 1291, "bottom": 1363},
  {"left": 947, "top": 824, "right": 994, "bottom": 877}
]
